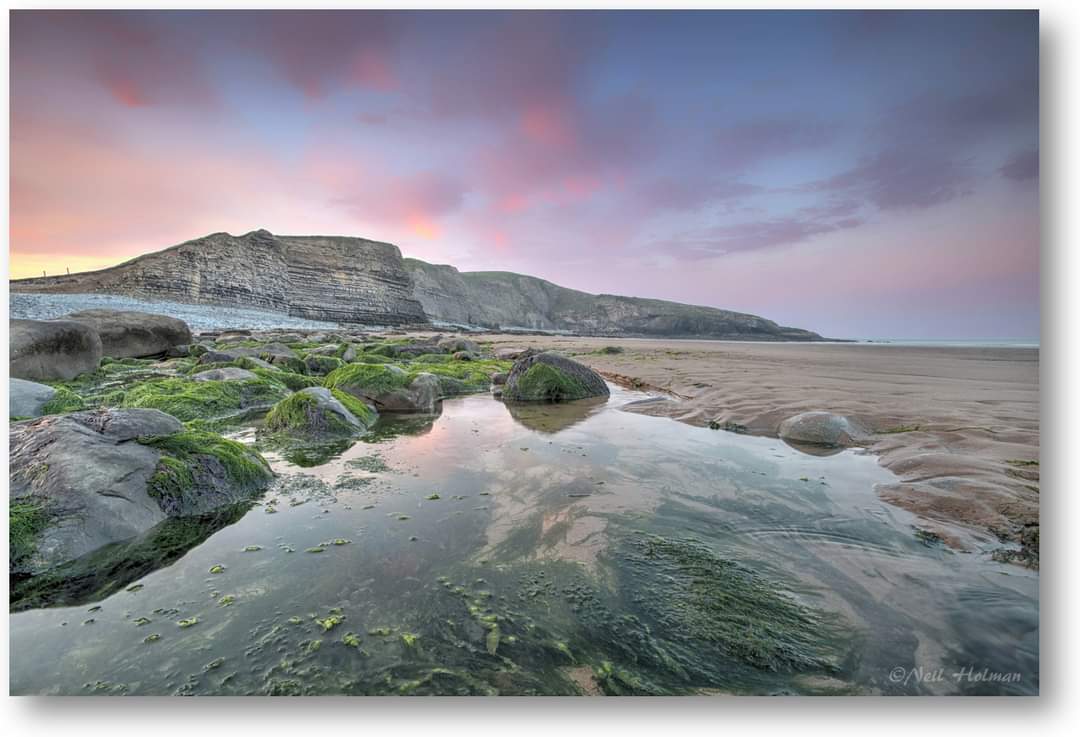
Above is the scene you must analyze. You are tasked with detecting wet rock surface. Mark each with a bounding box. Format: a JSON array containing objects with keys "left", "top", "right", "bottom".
[{"left": 778, "top": 411, "right": 870, "bottom": 448}]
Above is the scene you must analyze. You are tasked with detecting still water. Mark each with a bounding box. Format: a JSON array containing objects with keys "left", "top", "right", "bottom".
[{"left": 9, "top": 387, "right": 1038, "bottom": 695}]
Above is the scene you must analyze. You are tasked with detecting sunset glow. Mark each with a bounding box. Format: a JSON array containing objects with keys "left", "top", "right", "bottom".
[{"left": 8, "top": 10, "right": 1039, "bottom": 338}]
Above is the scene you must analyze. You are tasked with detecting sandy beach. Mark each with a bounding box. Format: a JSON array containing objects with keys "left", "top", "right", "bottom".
[{"left": 468, "top": 335, "right": 1040, "bottom": 561}]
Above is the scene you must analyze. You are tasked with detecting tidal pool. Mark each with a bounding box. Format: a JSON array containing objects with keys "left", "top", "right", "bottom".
[{"left": 9, "top": 386, "right": 1038, "bottom": 695}]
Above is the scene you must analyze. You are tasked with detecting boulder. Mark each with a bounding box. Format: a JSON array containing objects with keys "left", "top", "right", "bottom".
[
  {"left": 10, "top": 318, "right": 103, "bottom": 381},
  {"left": 325, "top": 363, "right": 442, "bottom": 413},
  {"left": 777, "top": 412, "right": 869, "bottom": 448},
  {"left": 494, "top": 347, "right": 528, "bottom": 361},
  {"left": 502, "top": 352, "right": 610, "bottom": 403},
  {"left": 304, "top": 354, "right": 346, "bottom": 376},
  {"left": 262, "top": 387, "right": 375, "bottom": 439},
  {"left": 452, "top": 350, "right": 477, "bottom": 361},
  {"left": 491, "top": 372, "right": 508, "bottom": 386},
  {"left": 198, "top": 350, "right": 240, "bottom": 365},
  {"left": 193, "top": 367, "right": 259, "bottom": 382},
  {"left": 10, "top": 378, "right": 57, "bottom": 418},
  {"left": 257, "top": 342, "right": 298, "bottom": 359},
  {"left": 307, "top": 344, "right": 341, "bottom": 356},
  {"left": 167, "top": 344, "right": 192, "bottom": 358},
  {"left": 10, "top": 408, "right": 272, "bottom": 575},
  {"left": 438, "top": 336, "right": 480, "bottom": 354},
  {"left": 63, "top": 309, "right": 192, "bottom": 358}
]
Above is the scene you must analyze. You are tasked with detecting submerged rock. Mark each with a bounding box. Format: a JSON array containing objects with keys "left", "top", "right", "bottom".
[
  {"left": 778, "top": 412, "right": 869, "bottom": 448},
  {"left": 10, "top": 408, "right": 272, "bottom": 575},
  {"left": 263, "top": 387, "right": 376, "bottom": 439},
  {"left": 502, "top": 352, "right": 609, "bottom": 403},
  {"left": 62, "top": 309, "right": 192, "bottom": 359},
  {"left": 10, "top": 318, "right": 103, "bottom": 381}
]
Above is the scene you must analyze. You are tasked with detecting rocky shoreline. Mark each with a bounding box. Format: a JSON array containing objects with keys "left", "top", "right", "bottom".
[{"left": 8, "top": 308, "right": 613, "bottom": 607}]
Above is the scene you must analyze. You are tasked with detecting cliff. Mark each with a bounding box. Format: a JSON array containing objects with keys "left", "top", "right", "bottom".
[
  {"left": 12, "top": 229, "right": 824, "bottom": 340},
  {"left": 11, "top": 230, "right": 428, "bottom": 327},
  {"left": 404, "top": 260, "right": 823, "bottom": 340}
]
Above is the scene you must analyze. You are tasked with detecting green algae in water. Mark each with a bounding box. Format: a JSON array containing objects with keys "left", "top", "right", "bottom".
[
  {"left": 177, "top": 617, "right": 199, "bottom": 628},
  {"left": 209, "top": 565, "right": 226, "bottom": 574}
]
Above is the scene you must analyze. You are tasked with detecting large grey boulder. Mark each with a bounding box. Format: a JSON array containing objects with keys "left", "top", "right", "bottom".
[
  {"left": 193, "top": 367, "right": 258, "bottom": 382},
  {"left": 10, "top": 408, "right": 272, "bottom": 575},
  {"left": 63, "top": 309, "right": 192, "bottom": 358},
  {"left": 502, "top": 352, "right": 610, "bottom": 403},
  {"left": 10, "top": 378, "right": 57, "bottom": 418},
  {"left": 778, "top": 412, "right": 869, "bottom": 448},
  {"left": 10, "top": 319, "right": 103, "bottom": 381}
]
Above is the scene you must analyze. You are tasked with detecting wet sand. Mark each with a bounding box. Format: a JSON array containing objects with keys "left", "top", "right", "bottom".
[{"left": 472, "top": 335, "right": 1040, "bottom": 558}]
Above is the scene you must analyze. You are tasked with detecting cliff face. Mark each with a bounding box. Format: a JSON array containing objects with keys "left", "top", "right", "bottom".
[
  {"left": 12, "top": 229, "right": 823, "bottom": 339},
  {"left": 12, "top": 230, "right": 427, "bottom": 327},
  {"left": 404, "top": 260, "right": 823, "bottom": 340}
]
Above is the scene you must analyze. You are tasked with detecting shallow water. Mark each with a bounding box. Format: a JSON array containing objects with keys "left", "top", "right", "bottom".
[{"left": 9, "top": 387, "right": 1038, "bottom": 695}]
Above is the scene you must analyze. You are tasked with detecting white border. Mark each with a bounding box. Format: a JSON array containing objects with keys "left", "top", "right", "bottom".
[{"left": 2, "top": 1, "right": 1074, "bottom": 734}]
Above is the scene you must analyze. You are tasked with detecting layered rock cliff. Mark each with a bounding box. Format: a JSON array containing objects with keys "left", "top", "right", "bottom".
[
  {"left": 11, "top": 229, "right": 824, "bottom": 339},
  {"left": 405, "top": 260, "right": 823, "bottom": 340},
  {"left": 11, "top": 230, "right": 427, "bottom": 327}
]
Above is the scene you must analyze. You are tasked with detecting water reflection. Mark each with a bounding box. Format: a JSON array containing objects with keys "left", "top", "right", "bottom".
[
  {"left": 502, "top": 396, "right": 609, "bottom": 433},
  {"left": 9, "top": 388, "right": 1038, "bottom": 695}
]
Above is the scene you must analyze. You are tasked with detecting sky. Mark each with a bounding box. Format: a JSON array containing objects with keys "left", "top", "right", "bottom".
[{"left": 9, "top": 10, "right": 1039, "bottom": 339}]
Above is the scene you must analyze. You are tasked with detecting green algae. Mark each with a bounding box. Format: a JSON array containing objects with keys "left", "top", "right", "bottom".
[
  {"left": 342, "top": 632, "right": 362, "bottom": 648},
  {"left": 143, "top": 633, "right": 160, "bottom": 643},
  {"left": 40, "top": 386, "right": 86, "bottom": 415},
  {"left": 253, "top": 368, "right": 320, "bottom": 392},
  {"left": 305, "top": 547, "right": 325, "bottom": 554},
  {"left": 316, "top": 614, "right": 344, "bottom": 632},
  {"left": 133, "top": 617, "right": 152, "bottom": 626},
  {"left": 209, "top": 565, "right": 226, "bottom": 574},
  {"left": 10, "top": 499, "right": 49, "bottom": 567},
  {"left": 324, "top": 363, "right": 412, "bottom": 397},
  {"left": 328, "top": 389, "right": 377, "bottom": 427},
  {"left": 263, "top": 390, "right": 372, "bottom": 440},
  {"left": 507, "top": 362, "right": 591, "bottom": 402},
  {"left": 140, "top": 431, "right": 273, "bottom": 511},
  {"left": 623, "top": 534, "right": 838, "bottom": 673},
  {"left": 121, "top": 377, "right": 289, "bottom": 422},
  {"left": 425, "top": 493, "right": 441, "bottom": 500},
  {"left": 177, "top": 617, "right": 199, "bottom": 628},
  {"left": 303, "top": 355, "right": 346, "bottom": 376}
]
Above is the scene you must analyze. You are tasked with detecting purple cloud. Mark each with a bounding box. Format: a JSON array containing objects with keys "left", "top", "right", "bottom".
[{"left": 1000, "top": 149, "right": 1039, "bottom": 181}]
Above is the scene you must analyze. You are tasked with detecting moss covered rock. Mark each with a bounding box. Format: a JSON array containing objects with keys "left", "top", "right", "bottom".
[
  {"left": 263, "top": 387, "right": 376, "bottom": 439},
  {"left": 502, "top": 352, "right": 609, "bottom": 403},
  {"left": 9, "top": 408, "right": 271, "bottom": 576},
  {"left": 120, "top": 376, "right": 290, "bottom": 421},
  {"left": 303, "top": 354, "right": 346, "bottom": 376}
]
